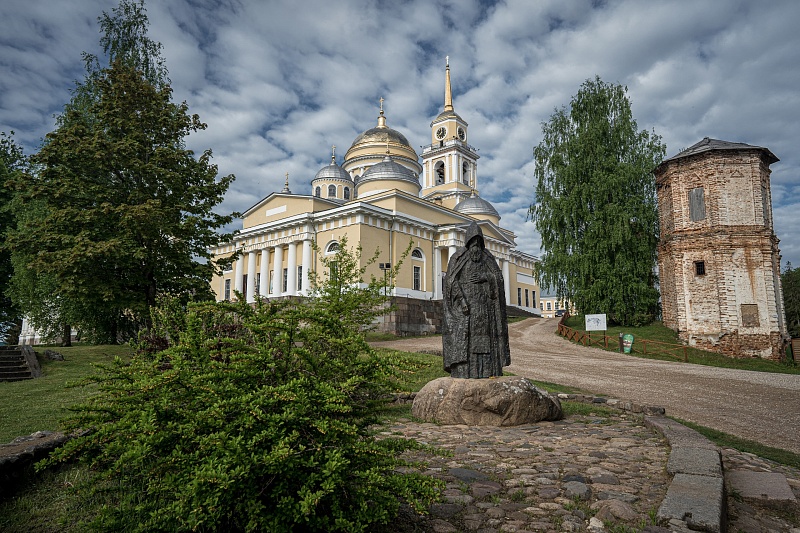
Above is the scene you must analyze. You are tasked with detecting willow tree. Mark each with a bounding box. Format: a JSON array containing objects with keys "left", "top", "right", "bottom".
[{"left": 530, "top": 77, "right": 665, "bottom": 326}]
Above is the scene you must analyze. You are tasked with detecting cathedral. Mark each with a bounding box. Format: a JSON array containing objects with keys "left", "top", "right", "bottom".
[{"left": 209, "top": 61, "right": 540, "bottom": 319}]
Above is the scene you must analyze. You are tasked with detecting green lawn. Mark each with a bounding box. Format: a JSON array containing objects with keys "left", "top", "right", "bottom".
[
  {"left": 562, "top": 315, "right": 799, "bottom": 374},
  {"left": 0, "top": 344, "right": 133, "bottom": 443}
]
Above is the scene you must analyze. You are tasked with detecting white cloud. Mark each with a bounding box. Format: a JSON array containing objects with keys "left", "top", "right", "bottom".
[{"left": 2, "top": 0, "right": 800, "bottom": 268}]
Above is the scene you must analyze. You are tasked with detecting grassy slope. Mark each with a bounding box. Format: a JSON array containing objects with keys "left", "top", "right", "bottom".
[
  {"left": 562, "top": 315, "right": 799, "bottom": 374},
  {"left": 0, "top": 344, "right": 133, "bottom": 443}
]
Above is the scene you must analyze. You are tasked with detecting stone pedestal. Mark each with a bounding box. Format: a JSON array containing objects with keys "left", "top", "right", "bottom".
[{"left": 412, "top": 376, "right": 563, "bottom": 426}]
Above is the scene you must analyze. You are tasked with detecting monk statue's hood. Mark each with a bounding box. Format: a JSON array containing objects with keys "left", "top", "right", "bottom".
[{"left": 464, "top": 221, "right": 485, "bottom": 249}]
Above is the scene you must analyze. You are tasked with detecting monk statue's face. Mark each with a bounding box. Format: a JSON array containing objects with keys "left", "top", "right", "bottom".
[{"left": 469, "top": 240, "right": 482, "bottom": 262}]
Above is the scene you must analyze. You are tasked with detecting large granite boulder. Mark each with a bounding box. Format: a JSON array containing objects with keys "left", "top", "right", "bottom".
[{"left": 412, "top": 376, "right": 563, "bottom": 426}]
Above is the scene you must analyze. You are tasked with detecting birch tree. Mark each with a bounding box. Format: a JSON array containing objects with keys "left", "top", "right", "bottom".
[{"left": 530, "top": 77, "right": 665, "bottom": 326}]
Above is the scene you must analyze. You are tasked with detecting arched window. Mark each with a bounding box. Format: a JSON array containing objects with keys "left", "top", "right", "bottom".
[
  {"left": 328, "top": 184, "right": 336, "bottom": 198},
  {"left": 435, "top": 162, "right": 445, "bottom": 185},
  {"left": 326, "top": 241, "right": 340, "bottom": 254},
  {"left": 314, "top": 186, "right": 321, "bottom": 197},
  {"left": 343, "top": 187, "right": 350, "bottom": 200},
  {"left": 411, "top": 248, "right": 423, "bottom": 259},
  {"left": 462, "top": 162, "right": 469, "bottom": 184}
]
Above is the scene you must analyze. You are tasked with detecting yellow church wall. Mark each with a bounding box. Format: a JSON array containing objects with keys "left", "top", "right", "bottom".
[
  {"left": 366, "top": 195, "right": 466, "bottom": 227},
  {"left": 356, "top": 180, "right": 420, "bottom": 197},
  {"left": 344, "top": 145, "right": 419, "bottom": 170},
  {"left": 507, "top": 261, "right": 539, "bottom": 310}
]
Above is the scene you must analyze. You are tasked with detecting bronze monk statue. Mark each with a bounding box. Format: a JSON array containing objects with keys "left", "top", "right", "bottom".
[{"left": 443, "top": 222, "right": 510, "bottom": 378}]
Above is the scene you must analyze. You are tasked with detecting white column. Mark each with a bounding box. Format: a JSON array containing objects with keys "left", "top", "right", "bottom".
[
  {"left": 433, "top": 247, "right": 442, "bottom": 299},
  {"left": 258, "top": 248, "right": 270, "bottom": 298},
  {"left": 271, "top": 244, "right": 283, "bottom": 297},
  {"left": 234, "top": 254, "right": 245, "bottom": 296},
  {"left": 502, "top": 258, "right": 511, "bottom": 305},
  {"left": 300, "top": 239, "right": 312, "bottom": 295},
  {"left": 286, "top": 241, "right": 298, "bottom": 296},
  {"left": 446, "top": 153, "right": 452, "bottom": 183},
  {"left": 246, "top": 251, "right": 257, "bottom": 303},
  {"left": 448, "top": 245, "right": 457, "bottom": 261}
]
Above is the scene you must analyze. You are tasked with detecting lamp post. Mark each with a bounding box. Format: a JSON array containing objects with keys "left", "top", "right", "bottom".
[{"left": 379, "top": 262, "right": 392, "bottom": 296}]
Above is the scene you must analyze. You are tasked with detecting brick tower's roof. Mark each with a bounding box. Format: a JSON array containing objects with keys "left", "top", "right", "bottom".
[{"left": 662, "top": 137, "right": 779, "bottom": 165}]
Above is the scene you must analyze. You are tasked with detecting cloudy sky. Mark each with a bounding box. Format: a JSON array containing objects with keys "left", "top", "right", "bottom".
[{"left": 2, "top": 0, "right": 799, "bottom": 268}]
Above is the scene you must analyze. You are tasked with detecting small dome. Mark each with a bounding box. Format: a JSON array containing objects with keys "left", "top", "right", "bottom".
[
  {"left": 431, "top": 109, "right": 465, "bottom": 125},
  {"left": 313, "top": 161, "right": 353, "bottom": 183},
  {"left": 357, "top": 156, "right": 419, "bottom": 187},
  {"left": 454, "top": 193, "right": 500, "bottom": 219}
]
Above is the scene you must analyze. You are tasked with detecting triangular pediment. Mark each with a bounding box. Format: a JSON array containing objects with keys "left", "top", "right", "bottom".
[{"left": 242, "top": 193, "right": 340, "bottom": 229}]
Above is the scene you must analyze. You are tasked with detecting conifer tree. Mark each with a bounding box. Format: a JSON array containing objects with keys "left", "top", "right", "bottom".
[
  {"left": 530, "top": 77, "right": 665, "bottom": 326},
  {"left": 0, "top": 132, "right": 27, "bottom": 342},
  {"left": 5, "top": 1, "right": 234, "bottom": 342}
]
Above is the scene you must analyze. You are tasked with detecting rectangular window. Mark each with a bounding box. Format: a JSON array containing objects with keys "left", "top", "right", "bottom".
[
  {"left": 741, "top": 304, "right": 760, "bottom": 327},
  {"left": 255, "top": 273, "right": 261, "bottom": 296},
  {"left": 297, "top": 266, "right": 303, "bottom": 291},
  {"left": 242, "top": 274, "right": 248, "bottom": 297},
  {"left": 269, "top": 272, "right": 274, "bottom": 293},
  {"left": 330, "top": 261, "right": 339, "bottom": 282},
  {"left": 224, "top": 279, "right": 231, "bottom": 301},
  {"left": 546, "top": 301, "right": 552, "bottom": 310},
  {"left": 517, "top": 288, "right": 522, "bottom": 306},
  {"left": 413, "top": 266, "right": 421, "bottom": 291},
  {"left": 695, "top": 261, "right": 706, "bottom": 276},
  {"left": 282, "top": 268, "right": 288, "bottom": 292},
  {"left": 525, "top": 289, "right": 529, "bottom": 308},
  {"left": 531, "top": 291, "right": 536, "bottom": 309},
  {"left": 688, "top": 187, "right": 706, "bottom": 221}
]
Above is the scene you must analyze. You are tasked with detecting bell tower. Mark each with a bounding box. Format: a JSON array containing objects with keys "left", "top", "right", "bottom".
[{"left": 421, "top": 57, "right": 479, "bottom": 210}]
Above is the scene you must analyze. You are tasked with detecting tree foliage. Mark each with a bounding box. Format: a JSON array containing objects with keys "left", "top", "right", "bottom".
[
  {"left": 43, "top": 240, "right": 440, "bottom": 532},
  {"left": 5, "top": 1, "right": 234, "bottom": 343},
  {"left": 61, "top": 0, "right": 169, "bottom": 128},
  {"left": 783, "top": 262, "right": 800, "bottom": 340},
  {"left": 530, "top": 77, "right": 665, "bottom": 326},
  {"left": 0, "top": 132, "right": 28, "bottom": 341}
]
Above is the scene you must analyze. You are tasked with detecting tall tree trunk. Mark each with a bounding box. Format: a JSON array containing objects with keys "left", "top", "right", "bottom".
[{"left": 62, "top": 323, "right": 72, "bottom": 347}]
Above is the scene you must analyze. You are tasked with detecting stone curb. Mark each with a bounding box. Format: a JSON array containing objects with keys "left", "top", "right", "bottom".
[
  {"left": 645, "top": 416, "right": 725, "bottom": 533},
  {"left": 556, "top": 394, "right": 725, "bottom": 533}
]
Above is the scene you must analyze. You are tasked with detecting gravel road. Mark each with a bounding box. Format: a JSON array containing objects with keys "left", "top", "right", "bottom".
[{"left": 372, "top": 317, "right": 800, "bottom": 454}]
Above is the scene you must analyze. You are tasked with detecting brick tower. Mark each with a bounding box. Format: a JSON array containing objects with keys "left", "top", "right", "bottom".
[{"left": 655, "top": 138, "right": 788, "bottom": 359}]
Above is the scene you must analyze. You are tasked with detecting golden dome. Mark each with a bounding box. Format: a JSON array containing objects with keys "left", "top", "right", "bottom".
[{"left": 343, "top": 101, "right": 422, "bottom": 177}]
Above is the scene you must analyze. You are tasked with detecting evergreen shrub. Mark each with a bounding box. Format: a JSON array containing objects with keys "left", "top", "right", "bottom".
[{"left": 42, "top": 240, "right": 441, "bottom": 531}]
